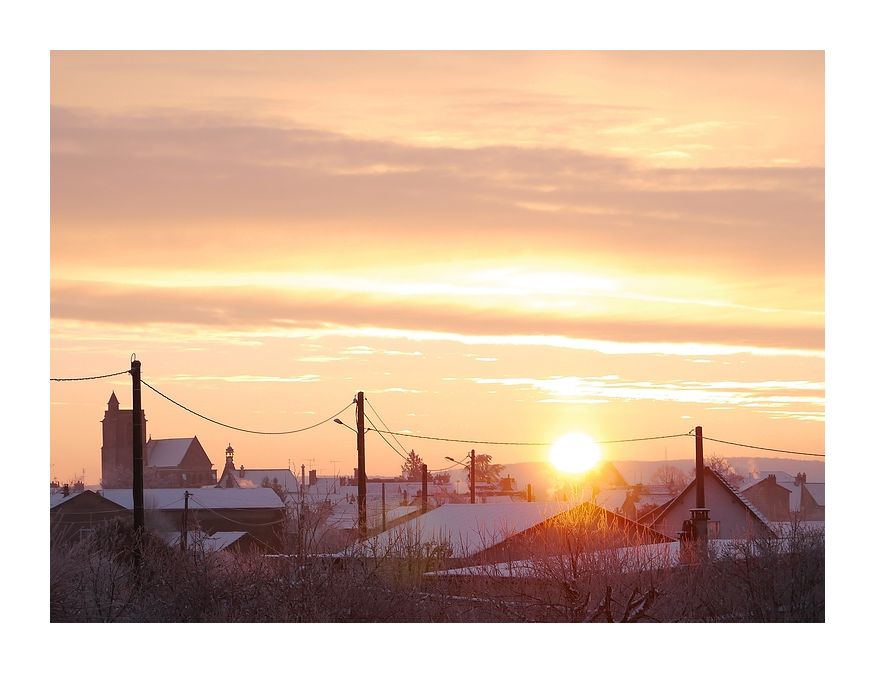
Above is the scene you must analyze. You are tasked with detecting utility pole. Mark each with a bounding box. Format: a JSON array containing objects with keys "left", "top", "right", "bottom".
[
  {"left": 355, "top": 392, "right": 367, "bottom": 538},
  {"left": 421, "top": 463, "right": 428, "bottom": 513},
  {"left": 470, "top": 449, "right": 476, "bottom": 504},
  {"left": 131, "top": 357, "right": 144, "bottom": 534},
  {"left": 695, "top": 426, "right": 704, "bottom": 509},
  {"left": 691, "top": 425, "right": 710, "bottom": 546},
  {"left": 181, "top": 490, "right": 191, "bottom": 553},
  {"left": 381, "top": 482, "right": 386, "bottom": 532}
]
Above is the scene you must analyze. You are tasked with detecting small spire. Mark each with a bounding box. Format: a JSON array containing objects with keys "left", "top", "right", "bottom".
[
  {"left": 225, "top": 443, "right": 234, "bottom": 464},
  {"left": 108, "top": 391, "right": 119, "bottom": 409}
]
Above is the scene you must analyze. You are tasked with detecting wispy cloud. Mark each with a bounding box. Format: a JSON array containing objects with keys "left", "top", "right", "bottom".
[
  {"left": 468, "top": 375, "right": 824, "bottom": 410},
  {"left": 167, "top": 374, "right": 320, "bottom": 383}
]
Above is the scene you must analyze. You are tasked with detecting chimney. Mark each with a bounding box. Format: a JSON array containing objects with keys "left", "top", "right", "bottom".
[
  {"left": 62, "top": 483, "right": 70, "bottom": 497},
  {"left": 309, "top": 469, "right": 317, "bottom": 486},
  {"left": 682, "top": 427, "right": 710, "bottom": 561}
]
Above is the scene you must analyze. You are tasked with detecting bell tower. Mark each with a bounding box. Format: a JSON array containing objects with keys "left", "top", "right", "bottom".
[{"left": 100, "top": 391, "right": 147, "bottom": 487}]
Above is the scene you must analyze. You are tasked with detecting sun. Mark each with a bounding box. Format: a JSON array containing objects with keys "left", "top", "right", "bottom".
[{"left": 549, "top": 432, "right": 602, "bottom": 474}]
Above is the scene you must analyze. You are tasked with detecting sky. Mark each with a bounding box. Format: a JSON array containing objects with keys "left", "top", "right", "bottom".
[{"left": 49, "top": 51, "right": 824, "bottom": 484}]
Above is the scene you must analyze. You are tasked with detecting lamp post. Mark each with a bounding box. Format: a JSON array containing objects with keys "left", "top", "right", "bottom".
[{"left": 446, "top": 452, "right": 476, "bottom": 504}]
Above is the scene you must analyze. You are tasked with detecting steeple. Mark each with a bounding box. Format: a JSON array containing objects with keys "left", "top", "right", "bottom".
[
  {"left": 107, "top": 391, "right": 119, "bottom": 411},
  {"left": 225, "top": 443, "right": 235, "bottom": 466}
]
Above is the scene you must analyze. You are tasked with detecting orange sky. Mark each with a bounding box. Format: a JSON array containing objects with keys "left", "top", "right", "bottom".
[{"left": 49, "top": 51, "right": 824, "bottom": 484}]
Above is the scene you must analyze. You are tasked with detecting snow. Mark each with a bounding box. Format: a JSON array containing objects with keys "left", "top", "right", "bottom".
[
  {"left": 353, "top": 501, "right": 579, "bottom": 557},
  {"left": 99, "top": 487, "right": 284, "bottom": 510},
  {"left": 804, "top": 482, "right": 825, "bottom": 506},
  {"left": 594, "top": 488, "right": 629, "bottom": 512},
  {"left": 50, "top": 490, "right": 84, "bottom": 508},
  {"left": 146, "top": 437, "right": 196, "bottom": 467},
  {"left": 232, "top": 468, "right": 299, "bottom": 492},
  {"left": 423, "top": 537, "right": 807, "bottom": 578},
  {"left": 159, "top": 530, "right": 248, "bottom": 552}
]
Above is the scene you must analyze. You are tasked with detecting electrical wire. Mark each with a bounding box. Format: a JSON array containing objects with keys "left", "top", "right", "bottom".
[
  {"left": 50, "top": 369, "right": 131, "bottom": 382},
  {"left": 364, "top": 398, "right": 410, "bottom": 456},
  {"left": 187, "top": 495, "right": 289, "bottom": 527},
  {"left": 360, "top": 428, "right": 692, "bottom": 446},
  {"left": 703, "top": 435, "right": 825, "bottom": 458},
  {"left": 141, "top": 379, "right": 354, "bottom": 435},
  {"left": 364, "top": 413, "right": 410, "bottom": 462}
]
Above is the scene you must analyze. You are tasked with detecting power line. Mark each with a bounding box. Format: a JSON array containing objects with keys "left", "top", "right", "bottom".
[
  {"left": 364, "top": 398, "right": 410, "bottom": 456},
  {"left": 50, "top": 369, "right": 131, "bottom": 382},
  {"left": 703, "top": 435, "right": 825, "bottom": 458},
  {"left": 360, "top": 428, "right": 692, "bottom": 446},
  {"left": 141, "top": 379, "right": 354, "bottom": 435},
  {"left": 364, "top": 413, "right": 410, "bottom": 462}
]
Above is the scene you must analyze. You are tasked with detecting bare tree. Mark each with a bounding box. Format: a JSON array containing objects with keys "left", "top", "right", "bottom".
[{"left": 652, "top": 465, "right": 686, "bottom": 494}]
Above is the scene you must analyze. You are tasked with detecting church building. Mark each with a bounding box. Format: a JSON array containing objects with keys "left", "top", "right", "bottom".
[{"left": 100, "top": 392, "right": 217, "bottom": 488}]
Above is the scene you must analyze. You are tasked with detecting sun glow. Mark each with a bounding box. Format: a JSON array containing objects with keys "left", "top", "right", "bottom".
[{"left": 549, "top": 433, "right": 602, "bottom": 474}]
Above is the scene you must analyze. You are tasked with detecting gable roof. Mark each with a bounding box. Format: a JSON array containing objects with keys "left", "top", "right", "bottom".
[
  {"left": 361, "top": 502, "right": 577, "bottom": 557},
  {"left": 50, "top": 488, "right": 126, "bottom": 511},
  {"left": 741, "top": 475, "right": 793, "bottom": 495},
  {"left": 649, "top": 467, "right": 774, "bottom": 535},
  {"left": 100, "top": 487, "right": 284, "bottom": 510},
  {"left": 146, "top": 437, "right": 198, "bottom": 467},
  {"left": 354, "top": 500, "right": 669, "bottom": 558},
  {"left": 804, "top": 483, "right": 825, "bottom": 506},
  {"left": 594, "top": 488, "right": 631, "bottom": 513},
  {"left": 229, "top": 468, "right": 299, "bottom": 492},
  {"left": 160, "top": 530, "right": 250, "bottom": 552}
]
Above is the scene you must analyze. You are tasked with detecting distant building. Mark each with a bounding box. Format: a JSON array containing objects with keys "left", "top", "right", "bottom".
[
  {"left": 216, "top": 443, "right": 299, "bottom": 497},
  {"left": 100, "top": 392, "right": 216, "bottom": 488},
  {"left": 99, "top": 487, "right": 286, "bottom": 552},
  {"left": 50, "top": 488, "right": 129, "bottom": 545},
  {"left": 357, "top": 501, "right": 673, "bottom": 567},
  {"left": 640, "top": 467, "right": 775, "bottom": 540},
  {"left": 741, "top": 471, "right": 825, "bottom": 522}
]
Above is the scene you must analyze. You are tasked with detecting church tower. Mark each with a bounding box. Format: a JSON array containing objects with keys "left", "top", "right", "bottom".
[{"left": 100, "top": 391, "right": 146, "bottom": 487}]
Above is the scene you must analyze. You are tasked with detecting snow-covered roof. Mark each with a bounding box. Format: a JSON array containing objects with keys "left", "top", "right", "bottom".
[
  {"left": 739, "top": 471, "right": 797, "bottom": 491},
  {"left": 50, "top": 490, "right": 80, "bottom": 508},
  {"left": 50, "top": 488, "right": 125, "bottom": 511},
  {"left": 160, "top": 530, "right": 249, "bottom": 552},
  {"left": 146, "top": 438, "right": 196, "bottom": 467},
  {"left": 595, "top": 488, "right": 629, "bottom": 513},
  {"left": 325, "top": 503, "right": 419, "bottom": 529},
  {"left": 356, "top": 502, "right": 579, "bottom": 557},
  {"left": 50, "top": 489, "right": 88, "bottom": 508},
  {"left": 231, "top": 468, "right": 299, "bottom": 492},
  {"left": 100, "top": 487, "right": 284, "bottom": 510},
  {"left": 424, "top": 537, "right": 805, "bottom": 578},
  {"left": 635, "top": 492, "right": 675, "bottom": 509},
  {"left": 804, "top": 483, "right": 825, "bottom": 506},
  {"left": 708, "top": 469, "right": 773, "bottom": 531}
]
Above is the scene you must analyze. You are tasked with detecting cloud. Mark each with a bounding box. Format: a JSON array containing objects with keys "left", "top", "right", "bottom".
[
  {"left": 468, "top": 375, "right": 824, "bottom": 409},
  {"left": 51, "top": 106, "right": 823, "bottom": 277},
  {"left": 51, "top": 280, "right": 824, "bottom": 352}
]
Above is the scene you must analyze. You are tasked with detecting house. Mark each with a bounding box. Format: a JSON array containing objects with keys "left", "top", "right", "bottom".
[
  {"left": 100, "top": 392, "right": 216, "bottom": 488},
  {"left": 50, "top": 488, "right": 129, "bottom": 545},
  {"left": 159, "top": 530, "right": 257, "bottom": 554},
  {"left": 99, "top": 487, "right": 287, "bottom": 552},
  {"left": 740, "top": 474, "right": 793, "bottom": 521},
  {"left": 639, "top": 467, "right": 775, "bottom": 540},
  {"left": 352, "top": 501, "right": 673, "bottom": 567},
  {"left": 216, "top": 443, "right": 299, "bottom": 497},
  {"left": 741, "top": 471, "right": 825, "bottom": 522}
]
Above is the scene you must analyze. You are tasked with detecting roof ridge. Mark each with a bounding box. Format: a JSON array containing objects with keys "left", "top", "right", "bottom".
[{"left": 710, "top": 468, "right": 773, "bottom": 530}]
